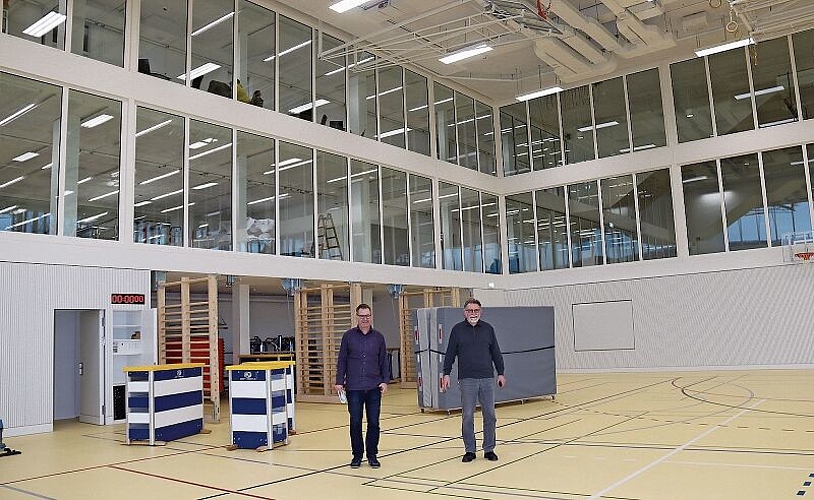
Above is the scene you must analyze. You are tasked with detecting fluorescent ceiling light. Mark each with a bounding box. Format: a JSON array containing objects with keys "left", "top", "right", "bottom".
[
  {"left": 151, "top": 189, "right": 183, "bottom": 201},
  {"left": 439, "top": 44, "right": 493, "bottom": 64},
  {"left": 412, "top": 197, "right": 431, "bottom": 204},
  {"left": 190, "top": 138, "right": 217, "bottom": 150},
  {"left": 140, "top": 170, "right": 179, "bottom": 185},
  {"left": 192, "top": 182, "right": 218, "bottom": 190},
  {"left": 734, "top": 85, "right": 784, "bottom": 100},
  {"left": 191, "top": 12, "right": 233, "bottom": 37},
  {"left": 77, "top": 211, "right": 109, "bottom": 224},
  {"left": 577, "top": 120, "right": 619, "bottom": 133},
  {"left": 377, "top": 128, "right": 406, "bottom": 139},
  {"left": 178, "top": 63, "right": 221, "bottom": 81},
  {"left": 350, "top": 168, "right": 378, "bottom": 178},
  {"left": 0, "top": 103, "right": 37, "bottom": 127},
  {"left": 41, "top": 163, "right": 52, "bottom": 170},
  {"left": 289, "top": 99, "right": 329, "bottom": 115},
  {"left": 366, "top": 86, "right": 402, "bottom": 100},
  {"left": 278, "top": 159, "right": 312, "bottom": 172},
  {"left": 77, "top": 176, "right": 93, "bottom": 185},
  {"left": 695, "top": 37, "right": 754, "bottom": 57},
  {"left": 329, "top": 0, "right": 369, "bottom": 13},
  {"left": 81, "top": 114, "right": 114, "bottom": 128},
  {"left": 516, "top": 86, "right": 563, "bottom": 102},
  {"left": 262, "top": 157, "right": 302, "bottom": 175},
  {"left": 324, "top": 56, "right": 374, "bottom": 76},
  {"left": 135, "top": 119, "right": 173, "bottom": 137},
  {"left": 264, "top": 40, "right": 312, "bottom": 62},
  {"left": 247, "top": 195, "right": 275, "bottom": 205},
  {"left": 6, "top": 212, "right": 49, "bottom": 230},
  {"left": 23, "top": 11, "right": 66, "bottom": 38},
  {"left": 682, "top": 175, "right": 709, "bottom": 184},
  {"left": 88, "top": 190, "right": 119, "bottom": 202},
  {"left": 133, "top": 201, "right": 152, "bottom": 207},
  {"left": 0, "top": 176, "right": 25, "bottom": 189},
  {"left": 0, "top": 205, "right": 18, "bottom": 215},
  {"left": 161, "top": 204, "right": 189, "bottom": 214},
  {"left": 12, "top": 152, "right": 39, "bottom": 162},
  {"left": 189, "top": 143, "right": 232, "bottom": 161},
  {"left": 438, "top": 192, "right": 458, "bottom": 199}
]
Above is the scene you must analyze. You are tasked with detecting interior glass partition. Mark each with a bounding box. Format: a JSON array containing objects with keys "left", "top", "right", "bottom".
[
  {"left": 721, "top": 153, "right": 765, "bottom": 250},
  {"left": 671, "top": 58, "right": 713, "bottom": 143},
  {"left": 709, "top": 48, "right": 753, "bottom": 135},
  {"left": 189, "top": 0, "right": 234, "bottom": 99},
  {"left": 188, "top": 119, "right": 232, "bottom": 250},
  {"left": 133, "top": 107, "right": 184, "bottom": 246},
  {"left": 315, "top": 150, "right": 349, "bottom": 260},
  {"left": 628, "top": 68, "right": 666, "bottom": 151},
  {"left": 378, "top": 66, "right": 405, "bottom": 147},
  {"left": 380, "top": 167, "right": 408, "bottom": 266},
  {"left": 278, "top": 142, "right": 313, "bottom": 257},
  {"left": 751, "top": 37, "right": 796, "bottom": 128},
  {"left": 435, "top": 83, "right": 456, "bottom": 163},
  {"left": 70, "top": 0, "right": 125, "bottom": 67},
  {"left": 762, "top": 146, "right": 811, "bottom": 245},
  {"left": 350, "top": 159, "right": 380, "bottom": 263},
  {"left": 347, "top": 52, "right": 376, "bottom": 138},
  {"left": 4, "top": 0, "right": 67, "bottom": 50},
  {"left": 528, "top": 93, "right": 561, "bottom": 170},
  {"left": 593, "top": 77, "right": 628, "bottom": 158},
  {"left": 405, "top": 70, "right": 430, "bottom": 156},
  {"left": 683, "top": 161, "right": 725, "bottom": 255},
  {"left": 315, "top": 32, "right": 346, "bottom": 129},
  {"left": 500, "top": 102, "right": 529, "bottom": 176},
  {"left": 481, "top": 193, "right": 501, "bottom": 273},
  {"left": 601, "top": 174, "right": 638, "bottom": 263},
  {"left": 460, "top": 187, "right": 482, "bottom": 272},
  {"left": 279, "top": 15, "right": 312, "bottom": 120},
  {"left": 561, "top": 85, "right": 594, "bottom": 164},
  {"left": 65, "top": 90, "right": 121, "bottom": 240},
  {"left": 236, "top": 130, "right": 275, "bottom": 254},
  {"left": 568, "top": 181, "right": 601, "bottom": 266},
  {"left": 636, "top": 169, "right": 676, "bottom": 259},
  {"left": 475, "top": 100, "right": 496, "bottom": 175},
  {"left": 236, "top": 0, "right": 275, "bottom": 110},
  {"left": 505, "top": 192, "right": 535, "bottom": 273},
  {"left": 409, "top": 174, "right": 434, "bottom": 268},
  {"left": 793, "top": 30, "right": 814, "bottom": 120},
  {"left": 0, "top": 73, "right": 61, "bottom": 235},
  {"left": 455, "top": 93, "right": 477, "bottom": 169},
  {"left": 439, "top": 181, "right": 462, "bottom": 270},
  {"left": 138, "top": 0, "right": 186, "bottom": 83},
  {"left": 535, "top": 187, "right": 568, "bottom": 270}
]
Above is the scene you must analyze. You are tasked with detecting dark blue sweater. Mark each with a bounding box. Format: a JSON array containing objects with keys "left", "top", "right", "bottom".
[
  {"left": 335, "top": 326, "right": 390, "bottom": 390},
  {"left": 443, "top": 319, "right": 505, "bottom": 379}
]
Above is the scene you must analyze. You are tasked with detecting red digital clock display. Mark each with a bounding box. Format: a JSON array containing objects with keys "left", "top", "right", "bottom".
[{"left": 111, "top": 294, "right": 146, "bottom": 305}]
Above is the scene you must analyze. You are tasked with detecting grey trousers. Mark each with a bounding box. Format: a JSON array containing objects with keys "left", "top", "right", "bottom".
[{"left": 459, "top": 378, "right": 497, "bottom": 453}]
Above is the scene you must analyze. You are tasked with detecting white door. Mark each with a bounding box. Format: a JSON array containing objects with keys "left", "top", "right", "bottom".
[{"left": 79, "top": 310, "right": 105, "bottom": 425}]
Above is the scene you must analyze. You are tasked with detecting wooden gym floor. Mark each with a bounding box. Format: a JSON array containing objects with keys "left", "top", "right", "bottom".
[{"left": 1, "top": 370, "right": 813, "bottom": 499}]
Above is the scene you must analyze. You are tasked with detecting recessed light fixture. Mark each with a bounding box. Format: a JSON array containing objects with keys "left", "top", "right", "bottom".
[
  {"left": 289, "top": 99, "right": 330, "bottom": 115},
  {"left": 87, "top": 190, "right": 119, "bottom": 202},
  {"left": 81, "top": 114, "right": 114, "bottom": 128},
  {"left": 264, "top": 40, "right": 312, "bottom": 62},
  {"left": 140, "top": 170, "right": 179, "bottom": 185},
  {"left": 695, "top": 37, "right": 754, "bottom": 57},
  {"left": 192, "top": 182, "right": 218, "bottom": 190},
  {"left": 577, "top": 121, "right": 619, "bottom": 133},
  {"left": 191, "top": 12, "right": 234, "bottom": 37},
  {"left": 178, "top": 63, "right": 221, "bottom": 81},
  {"left": 189, "top": 143, "right": 232, "bottom": 161},
  {"left": 23, "top": 11, "right": 67, "bottom": 38},
  {"left": 734, "top": 85, "right": 785, "bottom": 100},
  {"left": 135, "top": 119, "right": 173, "bottom": 137},
  {"left": 0, "top": 103, "right": 37, "bottom": 127},
  {"left": 0, "top": 176, "right": 25, "bottom": 189},
  {"left": 329, "top": 0, "right": 369, "bottom": 13},
  {"left": 12, "top": 152, "right": 39, "bottom": 162},
  {"left": 516, "top": 86, "right": 563, "bottom": 102},
  {"left": 439, "top": 44, "right": 493, "bottom": 64}
]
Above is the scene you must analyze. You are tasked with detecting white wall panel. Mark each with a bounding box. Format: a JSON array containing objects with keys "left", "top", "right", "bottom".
[
  {"left": 0, "top": 261, "right": 149, "bottom": 436},
  {"left": 507, "top": 264, "right": 814, "bottom": 371}
]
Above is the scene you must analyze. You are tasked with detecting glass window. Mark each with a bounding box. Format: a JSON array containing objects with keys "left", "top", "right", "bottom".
[
  {"left": 4, "top": 0, "right": 67, "bottom": 50},
  {"left": 190, "top": 0, "right": 234, "bottom": 99},
  {"left": 278, "top": 142, "right": 313, "bottom": 257},
  {"left": 682, "top": 161, "right": 724, "bottom": 255},
  {"left": 460, "top": 187, "right": 482, "bottom": 272},
  {"left": 793, "top": 30, "right": 814, "bottom": 120},
  {"left": 350, "top": 159, "right": 380, "bottom": 263},
  {"left": 65, "top": 90, "right": 121, "bottom": 240},
  {"left": 709, "top": 48, "right": 753, "bottom": 135},
  {"left": 456, "top": 93, "right": 477, "bottom": 169},
  {"left": 409, "top": 174, "right": 434, "bottom": 268},
  {"left": 636, "top": 169, "right": 676, "bottom": 260},
  {"left": 561, "top": 85, "right": 594, "bottom": 164},
  {"left": 236, "top": 0, "right": 275, "bottom": 110},
  {"left": 439, "top": 182, "right": 462, "bottom": 270},
  {"left": 236, "top": 130, "right": 275, "bottom": 254},
  {"left": 568, "top": 181, "right": 602, "bottom": 266},
  {"left": 315, "top": 32, "right": 345, "bottom": 129},
  {"left": 751, "top": 37, "right": 796, "bottom": 128},
  {"left": 347, "top": 52, "right": 376, "bottom": 138},
  {"left": 378, "top": 66, "right": 405, "bottom": 147},
  {"left": 763, "top": 146, "right": 811, "bottom": 245},
  {"left": 720, "top": 153, "right": 765, "bottom": 250},
  {"left": 138, "top": 0, "right": 186, "bottom": 83},
  {"left": 536, "top": 187, "right": 568, "bottom": 270},
  {"left": 71, "top": 0, "right": 125, "bottom": 66},
  {"left": 134, "top": 107, "right": 184, "bottom": 246},
  {"left": 601, "top": 174, "right": 638, "bottom": 263},
  {"left": 628, "top": 68, "right": 666, "bottom": 151},
  {"left": 500, "top": 102, "right": 530, "bottom": 175},
  {"left": 593, "top": 77, "right": 628, "bottom": 158},
  {"left": 505, "top": 192, "right": 535, "bottom": 273},
  {"left": 528, "top": 94, "right": 561, "bottom": 170},
  {"left": 475, "top": 100, "right": 496, "bottom": 175},
  {"left": 671, "top": 58, "right": 713, "bottom": 143},
  {"left": 188, "top": 120, "right": 232, "bottom": 250},
  {"left": 279, "top": 16, "right": 312, "bottom": 120},
  {"left": 481, "top": 193, "right": 502, "bottom": 274},
  {"left": 405, "top": 70, "right": 430, "bottom": 156},
  {"left": 435, "top": 83, "right": 456, "bottom": 163},
  {"left": 380, "top": 167, "right": 408, "bottom": 266},
  {"left": 316, "top": 150, "right": 349, "bottom": 260},
  {"left": 0, "top": 73, "right": 61, "bottom": 235}
]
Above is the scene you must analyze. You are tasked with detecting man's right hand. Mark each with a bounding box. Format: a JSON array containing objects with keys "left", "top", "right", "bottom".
[
  {"left": 441, "top": 375, "right": 450, "bottom": 391},
  {"left": 334, "top": 384, "right": 344, "bottom": 393}
]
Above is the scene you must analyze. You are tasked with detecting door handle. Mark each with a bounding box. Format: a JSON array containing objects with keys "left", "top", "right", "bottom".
[{"left": 78, "top": 362, "right": 84, "bottom": 376}]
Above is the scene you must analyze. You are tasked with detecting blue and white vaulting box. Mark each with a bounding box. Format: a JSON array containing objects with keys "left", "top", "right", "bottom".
[
  {"left": 226, "top": 361, "right": 296, "bottom": 451},
  {"left": 123, "top": 363, "right": 205, "bottom": 445}
]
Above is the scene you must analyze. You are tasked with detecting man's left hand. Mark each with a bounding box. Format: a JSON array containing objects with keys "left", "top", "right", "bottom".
[
  {"left": 497, "top": 375, "right": 506, "bottom": 388},
  {"left": 379, "top": 382, "right": 388, "bottom": 394}
]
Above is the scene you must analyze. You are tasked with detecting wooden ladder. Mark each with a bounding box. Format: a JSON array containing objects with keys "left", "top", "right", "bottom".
[{"left": 316, "top": 213, "right": 343, "bottom": 260}]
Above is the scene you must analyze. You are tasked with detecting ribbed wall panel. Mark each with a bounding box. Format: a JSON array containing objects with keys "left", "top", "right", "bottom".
[
  {"left": 0, "top": 262, "right": 149, "bottom": 435},
  {"left": 507, "top": 264, "right": 814, "bottom": 370}
]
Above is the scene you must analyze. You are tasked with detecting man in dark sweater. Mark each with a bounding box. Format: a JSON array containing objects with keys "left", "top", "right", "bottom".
[
  {"left": 335, "top": 303, "right": 390, "bottom": 469},
  {"left": 442, "top": 298, "right": 506, "bottom": 463}
]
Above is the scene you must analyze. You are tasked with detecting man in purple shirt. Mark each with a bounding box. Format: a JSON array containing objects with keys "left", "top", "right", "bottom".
[{"left": 335, "top": 303, "right": 390, "bottom": 468}]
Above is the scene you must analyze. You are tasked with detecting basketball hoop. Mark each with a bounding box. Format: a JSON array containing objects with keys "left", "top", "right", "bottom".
[{"left": 795, "top": 252, "right": 814, "bottom": 262}]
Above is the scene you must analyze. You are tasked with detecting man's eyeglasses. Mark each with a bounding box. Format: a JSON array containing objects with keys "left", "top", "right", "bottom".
[
  {"left": 357, "top": 314, "right": 371, "bottom": 319},
  {"left": 464, "top": 309, "right": 481, "bottom": 314}
]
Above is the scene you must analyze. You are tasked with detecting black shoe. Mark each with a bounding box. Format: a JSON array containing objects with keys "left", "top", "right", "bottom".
[
  {"left": 350, "top": 458, "right": 362, "bottom": 468},
  {"left": 462, "top": 452, "right": 476, "bottom": 462},
  {"left": 368, "top": 457, "right": 381, "bottom": 468},
  {"left": 484, "top": 451, "right": 498, "bottom": 461}
]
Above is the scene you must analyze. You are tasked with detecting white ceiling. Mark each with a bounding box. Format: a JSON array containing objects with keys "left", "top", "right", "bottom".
[{"left": 281, "top": 0, "right": 814, "bottom": 104}]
